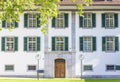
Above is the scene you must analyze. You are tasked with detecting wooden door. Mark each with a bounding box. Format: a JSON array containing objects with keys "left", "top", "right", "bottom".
[{"left": 55, "top": 59, "right": 65, "bottom": 78}]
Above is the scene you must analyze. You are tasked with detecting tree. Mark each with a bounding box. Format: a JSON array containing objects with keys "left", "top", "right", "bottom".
[{"left": 0, "top": 0, "right": 92, "bottom": 34}]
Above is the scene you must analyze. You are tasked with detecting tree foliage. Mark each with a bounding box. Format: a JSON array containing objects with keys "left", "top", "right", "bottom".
[{"left": 0, "top": 0, "right": 92, "bottom": 34}]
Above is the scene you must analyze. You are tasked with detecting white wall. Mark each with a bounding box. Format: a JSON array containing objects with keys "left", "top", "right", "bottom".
[
  {"left": 75, "top": 11, "right": 120, "bottom": 76},
  {"left": 0, "top": 14, "right": 45, "bottom": 76}
]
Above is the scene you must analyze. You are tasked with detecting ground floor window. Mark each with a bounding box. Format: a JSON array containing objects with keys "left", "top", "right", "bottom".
[
  {"left": 5, "top": 65, "right": 14, "bottom": 71},
  {"left": 27, "top": 65, "right": 36, "bottom": 71}
]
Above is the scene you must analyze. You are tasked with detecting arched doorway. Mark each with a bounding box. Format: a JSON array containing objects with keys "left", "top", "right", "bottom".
[{"left": 55, "top": 59, "right": 66, "bottom": 78}]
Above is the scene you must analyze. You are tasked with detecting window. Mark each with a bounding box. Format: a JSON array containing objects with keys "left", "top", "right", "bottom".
[
  {"left": 80, "top": 37, "right": 96, "bottom": 52},
  {"left": 105, "top": 14, "right": 114, "bottom": 27},
  {"left": 2, "top": 37, "right": 18, "bottom": 51},
  {"left": 52, "top": 13, "right": 68, "bottom": 28},
  {"left": 84, "top": 65, "right": 93, "bottom": 71},
  {"left": 24, "top": 13, "right": 40, "bottom": 28},
  {"left": 106, "top": 65, "right": 120, "bottom": 71},
  {"left": 5, "top": 65, "right": 14, "bottom": 71},
  {"left": 83, "top": 37, "right": 92, "bottom": 52},
  {"left": 52, "top": 37, "right": 68, "bottom": 51},
  {"left": 2, "top": 21, "right": 18, "bottom": 28},
  {"left": 106, "top": 0, "right": 112, "bottom": 1},
  {"left": 102, "top": 37, "right": 119, "bottom": 52},
  {"left": 79, "top": 13, "right": 96, "bottom": 28},
  {"left": 106, "top": 65, "right": 115, "bottom": 71},
  {"left": 27, "top": 65, "right": 36, "bottom": 71},
  {"left": 24, "top": 37, "right": 40, "bottom": 51},
  {"left": 102, "top": 13, "right": 118, "bottom": 28}
]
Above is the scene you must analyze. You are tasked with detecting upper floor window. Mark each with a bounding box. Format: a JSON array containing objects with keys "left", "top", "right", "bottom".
[
  {"left": 79, "top": 13, "right": 96, "bottom": 28},
  {"left": 52, "top": 13, "right": 68, "bottom": 28},
  {"left": 52, "top": 37, "right": 68, "bottom": 51},
  {"left": 24, "top": 13, "right": 40, "bottom": 28},
  {"left": 2, "top": 37, "right": 18, "bottom": 51},
  {"left": 80, "top": 36, "right": 96, "bottom": 52},
  {"left": 102, "top": 13, "right": 118, "bottom": 28},
  {"left": 24, "top": 37, "right": 40, "bottom": 51},
  {"left": 2, "top": 21, "right": 18, "bottom": 28},
  {"left": 102, "top": 36, "right": 119, "bottom": 52},
  {"left": 83, "top": 65, "right": 93, "bottom": 71}
]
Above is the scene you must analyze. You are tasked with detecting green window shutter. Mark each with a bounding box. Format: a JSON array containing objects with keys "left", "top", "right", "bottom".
[
  {"left": 65, "top": 37, "right": 68, "bottom": 51},
  {"left": 114, "top": 13, "right": 118, "bottom": 27},
  {"left": 52, "top": 37, "right": 55, "bottom": 51},
  {"left": 102, "top": 14, "right": 105, "bottom": 27},
  {"left": 80, "top": 37, "right": 83, "bottom": 51},
  {"left": 79, "top": 16, "right": 83, "bottom": 28},
  {"left": 24, "top": 37, "right": 27, "bottom": 51},
  {"left": 92, "top": 37, "right": 96, "bottom": 51},
  {"left": 116, "top": 65, "right": 120, "bottom": 70},
  {"left": 37, "top": 37, "right": 40, "bottom": 51},
  {"left": 115, "top": 37, "right": 119, "bottom": 51},
  {"left": 24, "top": 13, "right": 28, "bottom": 28},
  {"left": 37, "top": 14, "right": 41, "bottom": 27},
  {"left": 2, "top": 37, "right": 5, "bottom": 51},
  {"left": 15, "top": 21, "right": 18, "bottom": 28},
  {"left": 2, "top": 20, "right": 6, "bottom": 28},
  {"left": 14, "top": 37, "right": 18, "bottom": 51},
  {"left": 102, "top": 37, "right": 106, "bottom": 51},
  {"left": 92, "top": 14, "right": 96, "bottom": 28},
  {"left": 64, "top": 13, "right": 68, "bottom": 27},
  {"left": 52, "top": 18, "right": 56, "bottom": 28}
]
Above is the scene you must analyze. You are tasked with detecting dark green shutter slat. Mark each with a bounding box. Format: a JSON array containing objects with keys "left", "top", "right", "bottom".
[
  {"left": 102, "top": 37, "right": 106, "bottom": 51},
  {"left": 24, "top": 37, "right": 27, "bottom": 51},
  {"left": 64, "top": 13, "right": 68, "bottom": 27},
  {"left": 14, "top": 37, "right": 18, "bottom": 51},
  {"left": 37, "top": 37, "right": 40, "bottom": 51},
  {"left": 80, "top": 37, "right": 83, "bottom": 51},
  {"left": 114, "top": 14, "right": 118, "bottom": 27},
  {"left": 115, "top": 37, "right": 119, "bottom": 51},
  {"left": 93, "top": 37, "right": 96, "bottom": 51},
  {"left": 65, "top": 37, "right": 68, "bottom": 51},
  {"left": 15, "top": 21, "right": 18, "bottom": 28},
  {"left": 2, "top": 37, "right": 5, "bottom": 51},
  {"left": 102, "top": 14, "right": 105, "bottom": 27},
  {"left": 24, "top": 13, "right": 28, "bottom": 28},
  {"left": 2, "top": 20, "right": 6, "bottom": 28},
  {"left": 52, "top": 18, "right": 56, "bottom": 28},
  {"left": 92, "top": 14, "right": 96, "bottom": 27},
  {"left": 79, "top": 16, "right": 83, "bottom": 27},
  {"left": 116, "top": 65, "right": 120, "bottom": 70},
  {"left": 37, "top": 14, "right": 41, "bottom": 27},
  {"left": 52, "top": 37, "right": 55, "bottom": 51}
]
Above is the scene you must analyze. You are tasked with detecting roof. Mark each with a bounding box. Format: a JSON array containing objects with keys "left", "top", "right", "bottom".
[{"left": 60, "top": 0, "right": 120, "bottom": 5}]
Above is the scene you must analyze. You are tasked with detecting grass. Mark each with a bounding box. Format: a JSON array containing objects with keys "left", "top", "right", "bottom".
[{"left": 0, "top": 78, "right": 120, "bottom": 82}]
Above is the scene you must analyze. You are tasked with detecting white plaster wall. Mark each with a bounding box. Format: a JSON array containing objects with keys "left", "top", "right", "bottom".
[
  {"left": 75, "top": 11, "right": 120, "bottom": 76},
  {"left": 0, "top": 14, "right": 45, "bottom": 76}
]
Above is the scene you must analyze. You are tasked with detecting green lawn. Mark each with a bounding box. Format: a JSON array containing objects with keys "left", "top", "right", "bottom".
[{"left": 0, "top": 79, "right": 120, "bottom": 82}]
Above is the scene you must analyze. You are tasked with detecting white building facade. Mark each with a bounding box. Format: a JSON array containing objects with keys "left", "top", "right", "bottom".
[{"left": 0, "top": 0, "right": 120, "bottom": 78}]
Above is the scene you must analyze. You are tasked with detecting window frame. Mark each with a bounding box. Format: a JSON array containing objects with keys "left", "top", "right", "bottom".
[
  {"left": 83, "top": 36, "right": 93, "bottom": 52},
  {"left": 83, "top": 13, "right": 92, "bottom": 28},
  {"left": 26, "top": 37, "right": 37, "bottom": 51},
  {"left": 55, "top": 13, "right": 65, "bottom": 28},
  {"left": 105, "top": 36, "right": 115, "bottom": 52},
  {"left": 27, "top": 65, "right": 36, "bottom": 71},
  {"left": 5, "top": 65, "right": 14, "bottom": 71},
  {"left": 28, "top": 13, "right": 38, "bottom": 28},
  {"left": 105, "top": 13, "right": 114, "bottom": 28},
  {"left": 106, "top": 65, "right": 115, "bottom": 71},
  {"left": 83, "top": 65, "right": 93, "bottom": 71},
  {"left": 55, "top": 37, "right": 65, "bottom": 51}
]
